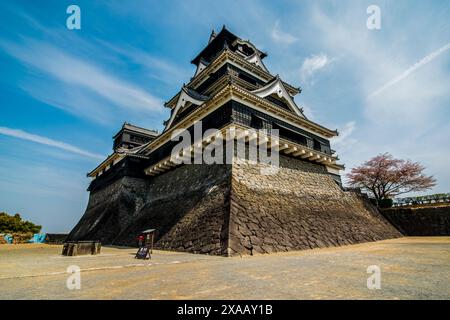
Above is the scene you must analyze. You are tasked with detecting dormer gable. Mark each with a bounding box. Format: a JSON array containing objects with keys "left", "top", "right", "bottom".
[
  {"left": 251, "top": 75, "right": 306, "bottom": 118},
  {"left": 244, "top": 52, "right": 269, "bottom": 73},
  {"left": 193, "top": 58, "right": 210, "bottom": 78},
  {"left": 163, "top": 86, "right": 209, "bottom": 131}
]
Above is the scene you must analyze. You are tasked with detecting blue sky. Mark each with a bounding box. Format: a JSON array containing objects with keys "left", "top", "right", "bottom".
[{"left": 0, "top": 0, "right": 449, "bottom": 232}]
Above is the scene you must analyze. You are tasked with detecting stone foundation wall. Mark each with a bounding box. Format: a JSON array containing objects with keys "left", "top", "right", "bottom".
[
  {"left": 381, "top": 206, "right": 450, "bottom": 236},
  {"left": 113, "top": 164, "right": 231, "bottom": 255},
  {"left": 68, "top": 176, "right": 150, "bottom": 243},
  {"left": 69, "top": 164, "right": 231, "bottom": 255},
  {"left": 70, "top": 156, "right": 402, "bottom": 256},
  {"left": 228, "top": 156, "right": 402, "bottom": 256}
]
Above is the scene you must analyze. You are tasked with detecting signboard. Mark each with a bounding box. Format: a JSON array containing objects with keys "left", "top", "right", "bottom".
[{"left": 135, "top": 246, "right": 151, "bottom": 260}]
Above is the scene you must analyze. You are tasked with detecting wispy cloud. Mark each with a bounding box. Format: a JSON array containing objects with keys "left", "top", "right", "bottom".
[
  {"left": 0, "top": 126, "right": 103, "bottom": 160},
  {"left": 0, "top": 38, "right": 164, "bottom": 124},
  {"left": 330, "top": 121, "right": 357, "bottom": 153},
  {"left": 368, "top": 43, "right": 450, "bottom": 99},
  {"left": 271, "top": 21, "right": 298, "bottom": 45},
  {"left": 301, "top": 103, "right": 315, "bottom": 120},
  {"left": 98, "top": 40, "right": 191, "bottom": 85},
  {"left": 310, "top": 5, "right": 450, "bottom": 194},
  {"left": 0, "top": 158, "right": 89, "bottom": 232},
  {"left": 300, "top": 53, "right": 334, "bottom": 83}
]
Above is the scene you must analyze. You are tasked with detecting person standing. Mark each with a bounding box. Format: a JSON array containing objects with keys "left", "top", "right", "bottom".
[{"left": 137, "top": 234, "right": 144, "bottom": 247}]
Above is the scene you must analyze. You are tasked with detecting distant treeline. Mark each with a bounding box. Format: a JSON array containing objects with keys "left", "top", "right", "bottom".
[{"left": 0, "top": 212, "right": 42, "bottom": 234}]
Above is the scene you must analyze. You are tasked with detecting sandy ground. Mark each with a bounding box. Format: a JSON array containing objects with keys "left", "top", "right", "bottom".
[{"left": 0, "top": 237, "right": 449, "bottom": 300}]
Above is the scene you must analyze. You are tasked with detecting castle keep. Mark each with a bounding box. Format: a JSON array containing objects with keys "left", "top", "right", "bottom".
[{"left": 68, "top": 27, "right": 401, "bottom": 255}]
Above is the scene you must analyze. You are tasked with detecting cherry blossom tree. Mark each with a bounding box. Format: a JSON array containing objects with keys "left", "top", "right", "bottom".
[{"left": 347, "top": 153, "right": 436, "bottom": 202}]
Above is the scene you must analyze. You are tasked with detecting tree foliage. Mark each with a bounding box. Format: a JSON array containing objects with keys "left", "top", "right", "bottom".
[
  {"left": 347, "top": 153, "right": 436, "bottom": 202},
  {"left": 0, "top": 212, "right": 42, "bottom": 234}
]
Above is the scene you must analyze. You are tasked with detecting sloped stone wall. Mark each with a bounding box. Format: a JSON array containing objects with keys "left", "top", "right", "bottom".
[
  {"left": 228, "top": 156, "right": 402, "bottom": 256},
  {"left": 69, "top": 164, "right": 232, "bottom": 255},
  {"left": 68, "top": 176, "right": 150, "bottom": 243},
  {"left": 70, "top": 156, "right": 402, "bottom": 256},
  {"left": 381, "top": 206, "right": 450, "bottom": 236},
  {"left": 114, "top": 164, "right": 231, "bottom": 255}
]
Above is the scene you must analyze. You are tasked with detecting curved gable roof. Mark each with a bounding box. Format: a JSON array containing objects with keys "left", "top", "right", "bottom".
[
  {"left": 163, "top": 86, "right": 209, "bottom": 131},
  {"left": 251, "top": 76, "right": 306, "bottom": 118}
]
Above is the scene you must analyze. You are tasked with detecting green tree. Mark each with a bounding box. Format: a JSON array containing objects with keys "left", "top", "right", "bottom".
[{"left": 0, "top": 212, "right": 42, "bottom": 234}]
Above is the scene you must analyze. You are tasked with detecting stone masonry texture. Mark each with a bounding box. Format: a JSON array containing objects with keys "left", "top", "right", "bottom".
[
  {"left": 69, "top": 164, "right": 231, "bottom": 255},
  {"left": 381, "top": 206, "right": 450, "bottom": 236},
  {"left": 228, "top": 156, "right": 402, "bottom": 256},
  {"left": 68, "top": 176, "right": 150, "bottom": 244},
  {"left": 69, "top": 156, "right": 402, "bottom": 256}
]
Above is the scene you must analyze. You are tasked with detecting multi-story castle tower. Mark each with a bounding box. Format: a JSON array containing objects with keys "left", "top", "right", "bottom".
[{"left": 68, "top": 27, "right": 401, "bottom": 255}]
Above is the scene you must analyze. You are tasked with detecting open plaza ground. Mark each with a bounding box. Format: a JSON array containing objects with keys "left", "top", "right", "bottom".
[{"left": 0, "top": 237, "right": 449, "bottom": 300}]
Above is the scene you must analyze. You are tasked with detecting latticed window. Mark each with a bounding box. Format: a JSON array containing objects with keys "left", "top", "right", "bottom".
[{"left": 313, "top": 139, "right": 321, "bottom": 151}]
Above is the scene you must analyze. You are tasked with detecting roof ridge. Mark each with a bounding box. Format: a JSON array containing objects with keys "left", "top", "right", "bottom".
[{"left": 122, "top": 122, "right": 159, "bottom": 134}]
